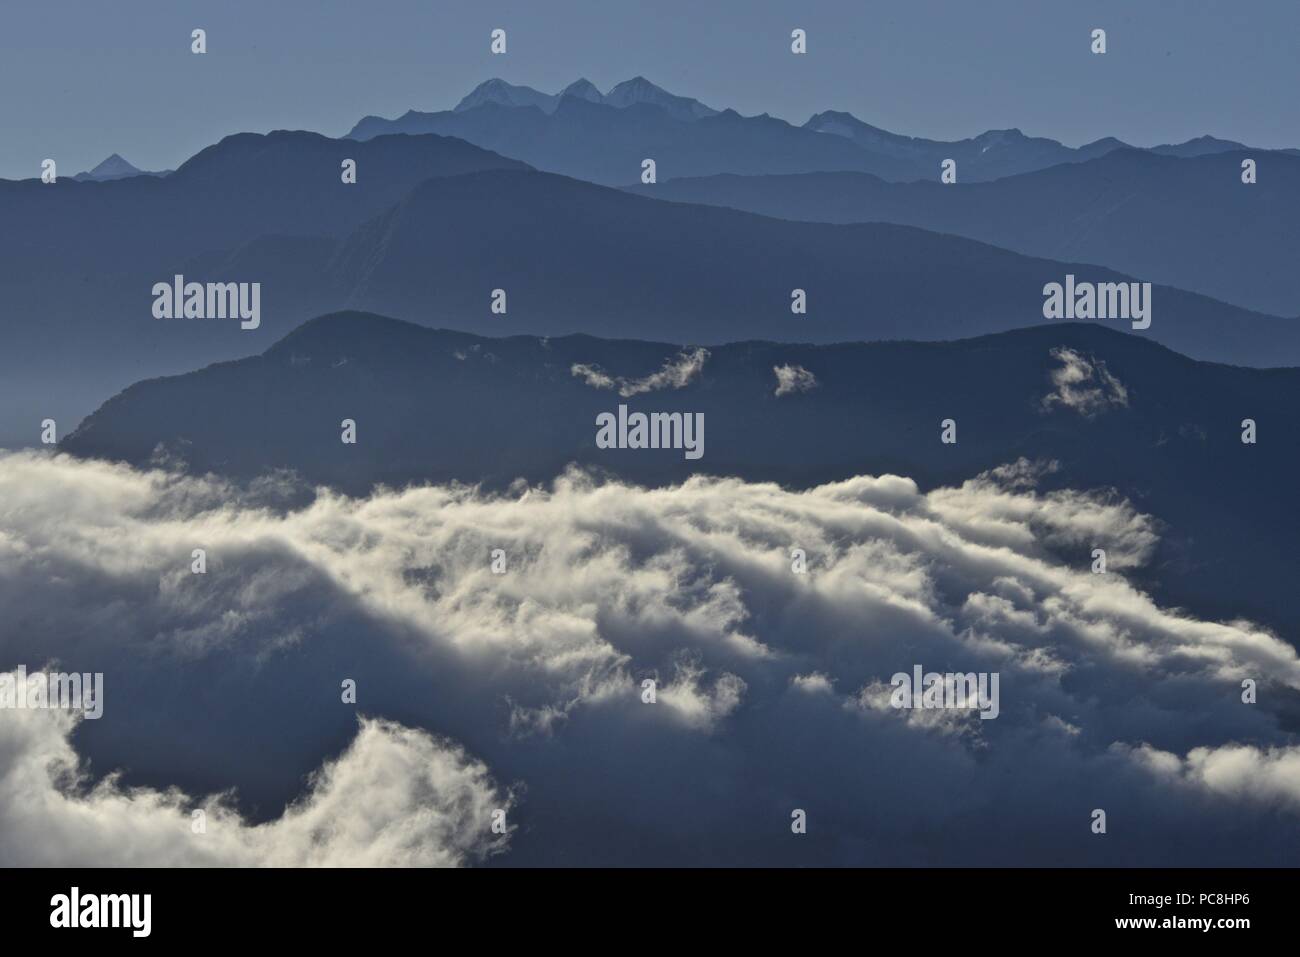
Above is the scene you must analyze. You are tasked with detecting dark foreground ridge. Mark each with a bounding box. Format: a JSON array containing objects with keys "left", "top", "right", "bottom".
[{"left": 63, "top": 310, "right": 1300, "bottom": 638}]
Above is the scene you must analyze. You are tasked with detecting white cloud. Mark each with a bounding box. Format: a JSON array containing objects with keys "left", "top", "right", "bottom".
[
  {"left": 0, "top": 698, "right": 511, "bottom": 867},
  {"left": 791, "top": 672, "right": 834, "bottom": 694},
  {"left": 572, "top": 347, "right": 709, "bottom": 397},
  {"left": 773, "top": 363, "right": 817, "bottom": 396},
  {"left": 1041, "top": 346, "right": 1129, "bottom": 416},
  {"left": 1123, "top": 741, "right": 1300, "bottom": 810}
]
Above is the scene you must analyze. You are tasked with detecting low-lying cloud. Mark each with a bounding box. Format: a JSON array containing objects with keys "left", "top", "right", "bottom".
[{"left": 0, "top": 450, "right": 1296, "bottom": 865}]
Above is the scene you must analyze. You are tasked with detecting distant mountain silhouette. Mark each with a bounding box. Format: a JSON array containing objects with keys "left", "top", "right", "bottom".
[
  {"left": 3, "top": 142, "right": 1295, "bottom": 450},
  {"left": 350, "top": 77, "right": 1293, "bottom": 185},
  {"left": 805, "top": 114, "right": 1297, "bottom": 173},
  {"left": 0, "top": 130, "right": 530, "bottom": 446},
  {"left": 802, "top": 111, "right": 1128, "bottom": 181},
  {"left": 64, "top": 311, "right": 1300, "bottom": 639},
  {"left": 4, "top": 129, "right": 529, "bottom": 277},
  {"left": 314, "top": 167, "right": 1293, "bottom": 365},
  {"left": 629, "top": 148, "right": 1300, "bottom": 316},
  {"left": 1148, "top": 135, "right": 1300, "bottom": 158},
  {"left": 72, "top": 153, "right": 170, "bottom": 182},
  {"left": 350, "top": 95, "right": 910, "bottom": 184}
]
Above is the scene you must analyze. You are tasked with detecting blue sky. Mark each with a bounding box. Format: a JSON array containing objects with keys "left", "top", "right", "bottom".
[{"left": 0, "top": 0, "right": 1293, "bottom": 179}]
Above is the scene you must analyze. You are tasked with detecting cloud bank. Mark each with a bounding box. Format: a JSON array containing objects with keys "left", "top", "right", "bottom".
[{"left": 0, "top": 450, "right": 1296, "bottom": 865}]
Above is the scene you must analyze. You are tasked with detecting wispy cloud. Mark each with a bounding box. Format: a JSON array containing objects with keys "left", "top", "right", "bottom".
[
  {"left": 572, "top": 347, "right": 709, "bottom": 397},
  {"left": 1042, "top": 346, "right": 1129, "bottom": 416},
  {"left": 773, "top": 363, "right": 818, "bottom": 396}
]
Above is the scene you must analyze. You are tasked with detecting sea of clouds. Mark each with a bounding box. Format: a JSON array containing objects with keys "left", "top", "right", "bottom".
[{"left": 1, "top": 450, "right": 1297, "bottom": 866}]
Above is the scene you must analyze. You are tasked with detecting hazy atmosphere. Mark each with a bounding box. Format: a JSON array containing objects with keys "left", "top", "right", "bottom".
[
  {"left": 2, "top": 0, "right": 1296, "bottom": 890},
  {"left": 2, "top": 0, "right": 1296, "bottom": 180}
]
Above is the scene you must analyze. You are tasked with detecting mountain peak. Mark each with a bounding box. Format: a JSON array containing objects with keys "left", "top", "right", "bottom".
[
  {"left": 605, "top": 75, "right": 667, "bottom": 100},
  {"left": 603, "top": 76, "right": 717, "bottom": 120},
  {"left": 95, "top": 153, "right": 136, "bottom": 171},
  {"left": 454, "top": 78, "right": 554, "bottom": 113},
  {"left": 73, "top": 153, "right": 154, "bottom": 182},
  {"left": 1149, "top": 135, "right": 1248, "bottom": 158},
  {"left": 616, "top": 74, "right": 656, "bottom": 89},
  {"left": 560, "top": 78, "right": 604, "bottom": 104},
  {"left": 804, "top": 110, "right": 890, "bottom": 137}
]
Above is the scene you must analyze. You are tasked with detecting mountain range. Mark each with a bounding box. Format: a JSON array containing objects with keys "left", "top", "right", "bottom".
[
  {"left": 349, "top": 76, "right": 1294, "bottom": 185},
  {"left": 3, "top": 127, "right": 1297, "bottom": 449}
]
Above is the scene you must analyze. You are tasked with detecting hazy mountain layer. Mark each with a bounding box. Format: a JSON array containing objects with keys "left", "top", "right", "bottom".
[{"left": 632, "top": 149, "right": 1300, "bottom": 316}]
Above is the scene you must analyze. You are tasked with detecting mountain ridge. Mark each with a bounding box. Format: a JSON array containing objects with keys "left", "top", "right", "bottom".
[{"left": 349, "top": 76, "right": 1296, "bottom": 185}]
